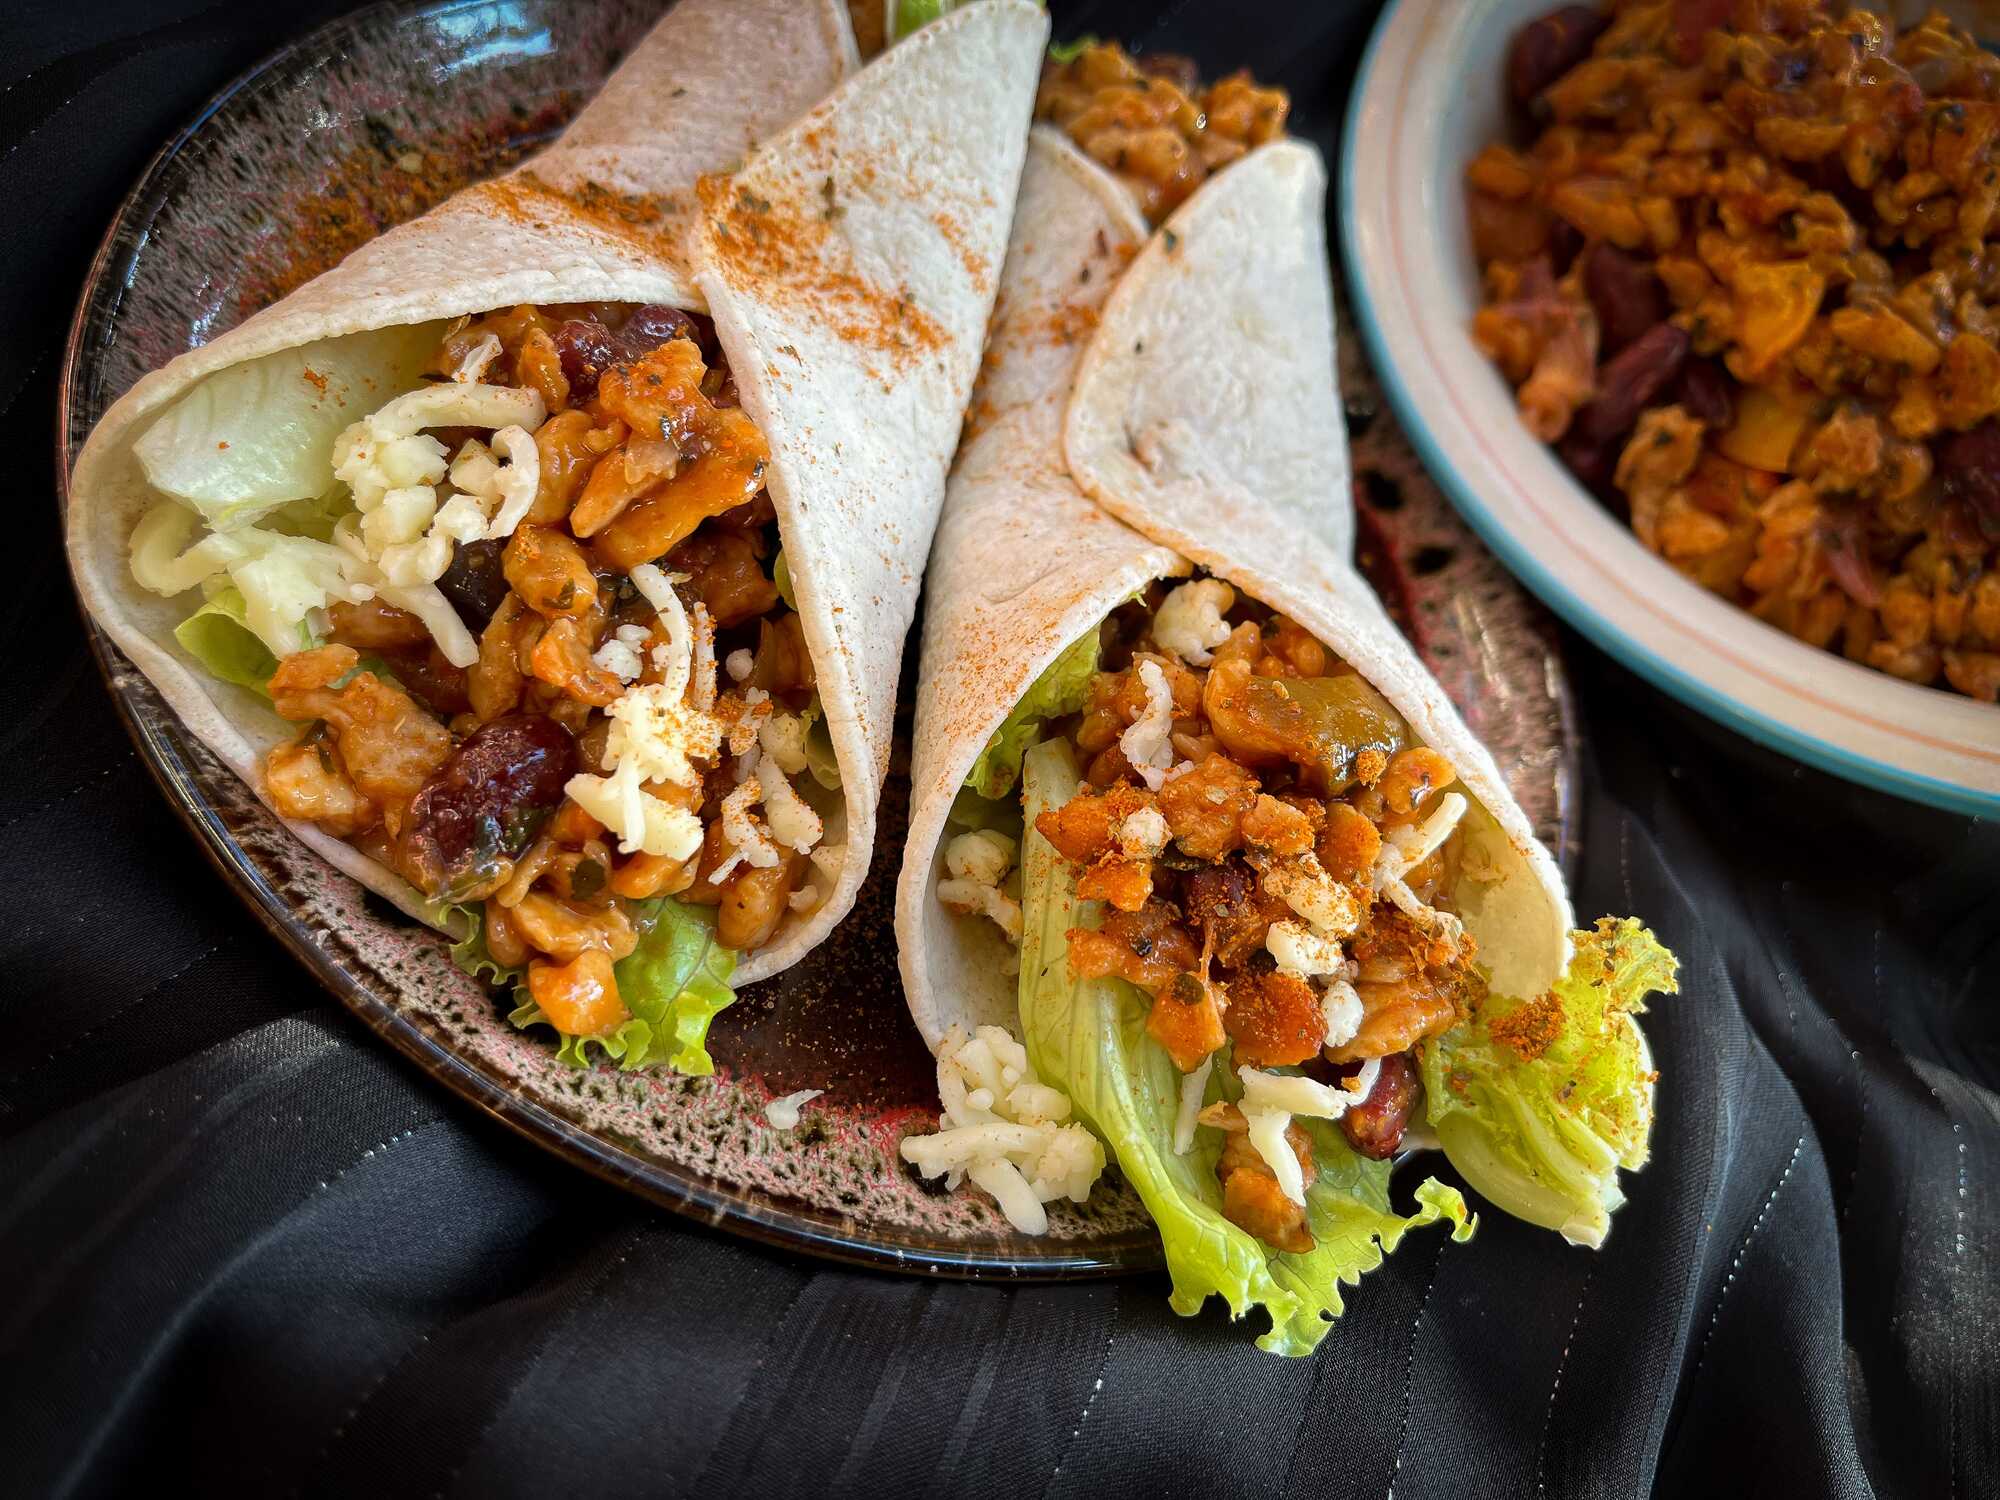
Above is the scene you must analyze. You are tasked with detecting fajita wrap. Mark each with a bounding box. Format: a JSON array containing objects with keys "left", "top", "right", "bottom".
[
  {"left": 896, "top": 51, "right": 1676, "bottom": 1354},
  {"left": 67, "top": 0, "right": 1048, "bottom": 1070}
]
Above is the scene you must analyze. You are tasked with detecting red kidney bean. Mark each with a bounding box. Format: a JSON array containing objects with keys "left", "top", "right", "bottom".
[
  {"left": 1557, "top": 429, "right": 1622, "bottom": 507},
  {"left": 1939, "top": 421, "right": 2000, "bottom": 541},
  {"left": 1340, "top": 1053, "right": 1420, "bottom": 1160},
  {"left": 554, "top": 304, "right": 710, "bottom": 402},
  {"left": 1817, "top": 507, "right": 1882, "bottom": 607},
  {"left": 438, "top": 537, "right": 510, "bottom": 629},
  {"left": 403, "top": 715, "right": 576, "bottom": 896},
  {"left": 1673, "top": 356, "right": 1735, "bottom": 430},
  {"left": 1581, "top": 242, "right": 1668, "bottom": 357},
  {"left": 377, "top": 647, "right": 473, "bottom": 719},
  {"left": 1549, "top": 219, "right": 1584, "bottom": 276},
  {"left": 553, "top": 318, "right": 617, "bottom": 401},
  {"left": 1508, "top": 5, "right": 1611, "bottom": 110},
  {"left": 1571, "top": 323, "right": 1690, "bottom": 450}
]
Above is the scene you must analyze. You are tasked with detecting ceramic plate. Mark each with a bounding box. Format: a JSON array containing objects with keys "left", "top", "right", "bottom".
[
  {"left": 58, "top": 0, "right": 1578, "bottom": 1277},
  {"left": 1343, "top": 0, "right": 2000, "bottom": 818}
]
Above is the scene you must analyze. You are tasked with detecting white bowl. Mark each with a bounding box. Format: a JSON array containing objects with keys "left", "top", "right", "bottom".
[{"left": 1341, "top": 0, "right": 2000, "bottom": 816}]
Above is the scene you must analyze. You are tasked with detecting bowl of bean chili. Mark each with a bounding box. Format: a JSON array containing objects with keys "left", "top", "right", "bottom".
[{"left": 1343, "top": 0, "right": 2000, "bottom": 816}]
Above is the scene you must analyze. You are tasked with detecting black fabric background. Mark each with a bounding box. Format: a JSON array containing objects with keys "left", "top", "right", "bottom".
[{"left": 2, "top": 2, "right": 1996, "bottom": 1496}]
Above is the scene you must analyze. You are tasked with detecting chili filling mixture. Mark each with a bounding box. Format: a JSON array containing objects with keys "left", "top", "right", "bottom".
[
  {"left": 941, "top": 579, "right": 1484, "bottom": 1256},
  {"left": 1035, "top": 40, "right": 1289, "bottom": 224},
  {"left": 258, "top": 305, "right": 840, "bottom": 1049},
  {"left": 1469, "top": 1, "right": 2000, "bottom": 701}
]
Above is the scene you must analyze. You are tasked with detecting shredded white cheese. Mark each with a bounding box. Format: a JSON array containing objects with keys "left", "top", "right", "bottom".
[
  {"left": 1260, "top": 853, "right": 1361, "bottom": 939},
  {"left": 563, "top": 567, "right": 725, "bottom": 860},
  {"left": 689, "top": 602, "right": 718, "bottom": 713},
  {"left": 899, "top": 1026, "right": 1106, "bottom": 1235},
  {"left": 1265, "top": 919, "right": 1345, "bottom": 979},
  {"left": 758, "top": 709, "right": 810, "bottom": 775},
  {"left": 1118, "top": 659, "right": 1177, "bottom": 792},
  {"left": 1235, "top": 1061, "right": 1384, "bottom": 1205},
  {"left": 937, "top": 829, "right": 1023, "bottom": 952},
  {"left": 764, "top": 1088, "right": 823, "bottom": 1131},
  {"left": 727, "top": 688, "right": 772, "bottom": 757},
  {"left": 1321, "top": 978, "right": 1364, "bottom": 1049},
  {"left": 788, "top": 842, "right": 846, "bottom": 915},
  {"left": 758, "top": 753, "right": 824, "bottom": 853},
  {"left": 1173, "top": 1055, "right": 1215, "bottom": 1156},
  {"left": 1151, "top": 578, "right": 1235, "bottom": 665},
  {"left": 450, "top": 332, "right": 503, "bottom": 383},
  {"left": 1115, "top": 805, "right": 1170, "bottom": 860},
  {"left": 712, "top": 773, "right": 782, "bottom": 883},
  {"left": 1373, "top": 791, "right": 1470, "bottom": 948},
  {"left": 591, "top": 623, "right": 653, "bottom": 684},
  {"left": 322, "top": 381, "right": 547, "bottom": 666}
]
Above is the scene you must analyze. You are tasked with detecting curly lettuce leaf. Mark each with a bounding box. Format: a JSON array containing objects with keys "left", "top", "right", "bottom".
[
  {"left": 444, "top": 902, "right": 523, "bottom": 988},
  {"left": 1264, "top": 1129, "right": 1472, "bottom": 1354},
  {"left": 1420, "top": 917, "right": 1679, "bottom": 1249},
  {"left": 450, "top": 898, "right": 738, "bottom": 1075},
  {"left": 967, "top": 630, "right": 1099, "bottom": 800},
  {"left": 1048, "top": 33, "right": 1097, "bottom": 63},
  {"left": 174, "top": 587, "right": 279, "bottom": 694},
  {"left": 1020, "top": 739, "right": 1469, "bottom": 1355}
]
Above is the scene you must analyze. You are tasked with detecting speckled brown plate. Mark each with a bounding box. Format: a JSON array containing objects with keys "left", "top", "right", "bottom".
[{"left": 57, "top": 0, "right": 1577, "bottom": 1279}]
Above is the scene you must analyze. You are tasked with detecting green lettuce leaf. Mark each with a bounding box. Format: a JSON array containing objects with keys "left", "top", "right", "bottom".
[
  {"left": 800, "top": 694, "right": 841, "bottom": 790},
  {"left": 1420, "top": 916, "right": 1679, "bottom": 1249},
  {"left": 1048, "top": 33, "right": 1097, "bottom": 63},
  {"left": 444, "top": 902, "right": 524, "bottom": 988},
  {"left": 174, "top": 588, "right": 279, "bottom": 694},
  {"left": 502, "top": 899, "right": 738, "bottom": 1075},
  {"left": 889, "top": 0, "right": 948, "bottom": 41},
  {"left": 966, "top": 629, "right": 1099, "bottom": 800},
  {"left": 132, "top": 322, "right": 439, "bottom": 529},
  {"left": 772, "top": 549, "right": 796, "bottom": 610},
  {"left": 1019, "top": 738, "right": 1470, "bottom": 1355}
]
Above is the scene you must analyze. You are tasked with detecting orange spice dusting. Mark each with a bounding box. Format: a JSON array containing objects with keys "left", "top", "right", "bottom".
[
  {"left": 1488, "top": 993, "right": 1566, "bottom": 1063},
  {"left": 698, "top": 172, "right": 947, "bottom": 367},
  {"left": 474, "top": 170, "right": 684, "bottom": 255},
  {"left": 931, "top": 209, "right": 989, "bottom": 286},
  {"left": 301, "top": 368, "right": 329, "bottom": 394}
]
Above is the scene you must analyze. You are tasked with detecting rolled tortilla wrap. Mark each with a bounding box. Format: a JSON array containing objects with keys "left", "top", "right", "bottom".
[
  {"left": 66, "top": 0, "right": 1049, "bottom": 986},
  {"left": 900, "top": 131, "right": 1572, "bottom": 1053}
]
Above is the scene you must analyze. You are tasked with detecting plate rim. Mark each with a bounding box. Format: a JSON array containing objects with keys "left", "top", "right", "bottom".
[
  {"left": 53, "top": 0, "right": 1165, "bottom": 1284},
  {"left": 1340, "top": 0, "right": 2000, "bottom": 821}
]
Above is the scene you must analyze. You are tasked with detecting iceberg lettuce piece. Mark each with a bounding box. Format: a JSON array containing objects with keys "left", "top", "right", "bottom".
[
  {"left": 132, "top": 322, "right": 441, "bottom": 529},
  {"left": 966, "top": 628, "right": 1098, "bottom": 800},
  {"left": 1420, "top": 917, "right": 1679, "bottom": 1249},
  {"left": 173, "top": 587, "right": 278, "bottom": 694},
  {"left": 1019, "top": 738, "right": 1471, "bottom": 1355}
]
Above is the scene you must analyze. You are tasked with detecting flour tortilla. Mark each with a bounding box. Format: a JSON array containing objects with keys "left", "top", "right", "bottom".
[
  {"left": 66, "top": 0, "right": 1048, "bottom": 984},
  {"left": 900, "top": 132, "right": 1573, "bottom": 1053}
]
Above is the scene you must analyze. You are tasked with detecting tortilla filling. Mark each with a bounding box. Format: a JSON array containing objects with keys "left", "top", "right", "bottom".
[
  {"left": 936, "top": 578, "right": 1485, "bottom": 1254},
  {"left": 127, "top": 304, "right": 839, "bottom": 1064}
]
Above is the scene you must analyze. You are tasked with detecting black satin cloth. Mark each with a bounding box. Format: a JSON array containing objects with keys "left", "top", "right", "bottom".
[{"left": 4, "top": 3, "right": 1996, "bottom": 1496}]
